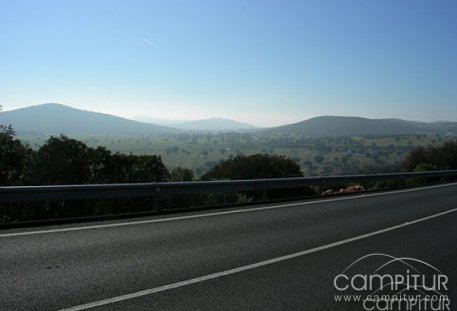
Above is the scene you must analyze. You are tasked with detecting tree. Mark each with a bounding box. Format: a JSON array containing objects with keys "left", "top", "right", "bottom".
[
  {"left": 109, "top": 154, "right": 169, "bottom": 183},
  {"left": 413, "top": 163, "right": 438, "bottom": 172},
  {"left": 87, "top": 146, "right": 115, "bottom": 183},
  {"left": 130, "top": 155, "right": 169, "bottom": 182},
  {"left": 27, "top": 135, "right": 170, "bottom": 185},
  {"left": 29, "top": 135, "right": 91, "bottom": 185},
  {"left": 0, "top": 125, "right": 31, "bottom": 185},
  {"left": 202, "top": 154, "right": 303, "bottom": 180},
  {"left": 403, "top": 141, "right": 457, "bottom": 171},
  {"left": 202, "top": 154, "right": 312, "bottom": 200},
  {"left": 169, "top": 167, "right": 194, "bottom": 182}
]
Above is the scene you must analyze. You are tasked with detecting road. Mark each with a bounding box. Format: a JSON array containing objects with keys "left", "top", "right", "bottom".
[{"left": 1, "top": 183, "right": 457, "bottom": 310}]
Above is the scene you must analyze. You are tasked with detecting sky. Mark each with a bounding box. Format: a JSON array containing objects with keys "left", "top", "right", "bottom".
[{"left": 1, "top": 0, "right": 456, "bottom": 127}]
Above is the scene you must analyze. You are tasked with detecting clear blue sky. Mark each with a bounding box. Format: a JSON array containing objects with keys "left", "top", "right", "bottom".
[{"left": 1, "top": 0, "right": 456, "bottom": 126}]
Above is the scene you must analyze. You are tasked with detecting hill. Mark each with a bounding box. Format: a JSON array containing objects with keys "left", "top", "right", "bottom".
[
  {"left": 0, "top": 103, "right": 176, "bottom": 134},
  {"left": 267, "top": 116, "right": 457, "bottom": 136},
  {"left": 176, "top": 118, "right": 257, "bottom": 131},
  {"left": 133, "top": 117, "right": 257, "bottom": 131}
]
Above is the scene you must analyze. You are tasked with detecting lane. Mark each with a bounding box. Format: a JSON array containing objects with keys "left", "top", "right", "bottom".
[
  {"left": 1, "top": 183, "right": 456, "bottom": 310},
  {"left": 59, "top": 207, "right": 457, "bottom": 311},
  {"left": 95, "top": 209, "right": 457, "bottom": 311}
]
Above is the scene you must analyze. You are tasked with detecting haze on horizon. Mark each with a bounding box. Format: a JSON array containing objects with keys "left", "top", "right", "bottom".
[{"left": 1, "top": 0, "right": 456, "bottom": 127}]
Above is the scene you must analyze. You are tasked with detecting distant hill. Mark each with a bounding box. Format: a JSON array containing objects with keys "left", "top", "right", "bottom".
[
  {"left": 132, "top": 117, "right": 190, "bottom": 127},
  {"left": 176, "top": 118, "right": 257, "bottom": 131},
  {"left": 0, "top": 103, "right": 176, "bottom": 134},
  {"left": 267, "top": 116, "right": 457, "bottom": 136},
  {"left": 133, "top": 117, "right": 257, "bottom": 131}
]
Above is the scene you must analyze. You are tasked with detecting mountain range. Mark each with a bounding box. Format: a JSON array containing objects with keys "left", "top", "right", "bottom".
[{"left": 1, "top": 103, "right": 456, "bottom": 136}]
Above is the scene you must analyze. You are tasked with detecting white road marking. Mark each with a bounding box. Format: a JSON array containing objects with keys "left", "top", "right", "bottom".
[
  {"left": 1, "top": 182, "right": 456, "bottom": 238},
  {"left": 57, "top": 206, "right": 457, "bottom": 311}
]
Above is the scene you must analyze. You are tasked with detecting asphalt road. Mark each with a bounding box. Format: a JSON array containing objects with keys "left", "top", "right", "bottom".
[{"left": 1, "top": 183, "right": 457, "bottom": 311}]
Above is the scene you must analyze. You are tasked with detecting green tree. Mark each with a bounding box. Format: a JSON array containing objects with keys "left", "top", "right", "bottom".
[
  {"left": 403, "top": 141, "right": 457, "bottom": 171},
  {"left": 169, "top": 167, "right": 194, "bottom": 182},
  {"left": 0, "top": 125, "right": 31, "bottom": 185},
  {"left": 202, "top": 154, "right": 303, "bottom": 180},
  {"left": 87, "top": 146, "right": 115, "bottom": 183},
  {"left": 29, "top": 135, "right": 91, "bottom": 185},
  {"left": 109, "top": 154, "right": 169, "bottom": 183},
  {"left": 413, "top": 163, "right": 438, "bottom": 172},
  {"left": 202, "top": 154, "right": 311, "bottom": 200}
]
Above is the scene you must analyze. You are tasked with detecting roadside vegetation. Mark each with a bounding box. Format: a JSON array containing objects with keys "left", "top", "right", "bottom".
[
  {"left": 16, "top": 131, "right": 455, "bottom": 177},
  {"left": 1, "top": 125, "right": 456, "bottom": 223},
  {"left": 403, "top": 141, "right": 457, "bottom": 171}
]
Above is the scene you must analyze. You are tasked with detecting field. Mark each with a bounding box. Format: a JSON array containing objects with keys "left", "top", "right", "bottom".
[{"left": 17, "top": 132, "right": 453, "bottom": 177}]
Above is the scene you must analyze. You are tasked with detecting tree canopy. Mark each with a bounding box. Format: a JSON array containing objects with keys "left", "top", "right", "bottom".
[
  {"left": 1, "top": 133, "right": 169, "bottom": 186},
  {"left": 202, "top": 154, "right": 303, "bottom": 180},
  {"left": 403, "top": 140, "right": 457, "bottom": 171},
  {"left": 0, "top": 125, "right": 31, "bottom": 185}
]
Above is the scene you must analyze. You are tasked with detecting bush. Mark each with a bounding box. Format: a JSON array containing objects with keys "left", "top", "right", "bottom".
[
  {"left": 202, "top": 154, "right": 303, "bottom": 180},
  {"left": 201, "top": 154, "right": 314, "bottom": 201},
  {"left": 403, "top": 140, "right": 457, "bottom": 171}
]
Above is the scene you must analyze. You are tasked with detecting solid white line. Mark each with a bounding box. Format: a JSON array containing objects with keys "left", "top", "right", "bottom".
[
  {"left": 2, "top": 182, "right": 457, "bottom": 238},
  {"left": 57, "top": 206, "right": 457, "bottom": 311}
]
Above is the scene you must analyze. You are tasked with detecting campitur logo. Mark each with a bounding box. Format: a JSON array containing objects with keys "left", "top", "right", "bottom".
[{"left": 333, "top": 253, "right": 451, "bottom": 310}]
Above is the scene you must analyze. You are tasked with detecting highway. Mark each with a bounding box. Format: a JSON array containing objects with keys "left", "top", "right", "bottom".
[{"left": 1, "top": 183, "right": 456, "bottom": 311}]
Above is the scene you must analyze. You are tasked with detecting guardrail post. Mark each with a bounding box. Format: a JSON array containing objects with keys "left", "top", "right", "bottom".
[
  {"left": 261, "top": 189, "right": 268, "bottom": 201},
  {"left": 316, "top": 178, "right": 326, "bottom": 196},
  {"left": 261, "top": 179, "right": 268, "bottom": 201},
  {"left": 153, "top": 186, "right": 161, "bottom": 212}
]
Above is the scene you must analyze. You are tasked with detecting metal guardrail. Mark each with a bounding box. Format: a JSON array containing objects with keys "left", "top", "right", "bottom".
[{"left": 1, "top": 170, "right": 457, "bottom": 204}]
